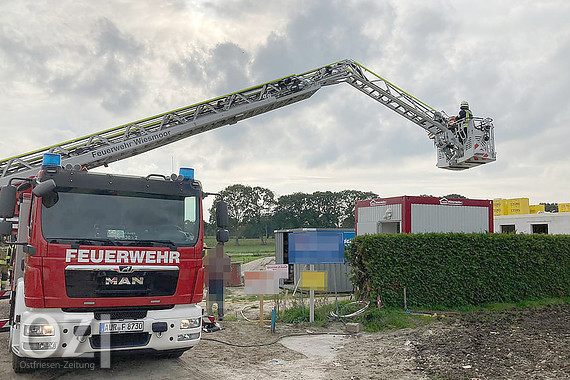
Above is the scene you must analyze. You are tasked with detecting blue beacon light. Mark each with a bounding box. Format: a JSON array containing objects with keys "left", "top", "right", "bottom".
[
  {"left": 179, "top": 167, "right": 194, "bottom": 180},
  {"left": 42, "top": 153, "right": 62, "bottom": 167}
]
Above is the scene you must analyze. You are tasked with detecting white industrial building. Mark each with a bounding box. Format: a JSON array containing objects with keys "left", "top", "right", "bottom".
[{"left": 494, "top": 213, "right": 570, "bottom": 234}]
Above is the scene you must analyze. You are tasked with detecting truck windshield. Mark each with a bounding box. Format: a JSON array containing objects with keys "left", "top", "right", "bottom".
[{"left": 41, "top": 190, "right": 199, "bottom": 246}]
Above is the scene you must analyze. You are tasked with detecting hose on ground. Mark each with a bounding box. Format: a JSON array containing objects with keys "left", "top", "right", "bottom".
[{"left": 329, "top": 300, "right": 370, "bottom": 318}]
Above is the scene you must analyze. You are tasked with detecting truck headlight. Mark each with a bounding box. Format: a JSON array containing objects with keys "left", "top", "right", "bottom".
[
  {"left": 180, "top": 318, "right": 201, "bottom": 329},
  {"left": 24, "top": 324, "right": 55, "bottom": 336}
]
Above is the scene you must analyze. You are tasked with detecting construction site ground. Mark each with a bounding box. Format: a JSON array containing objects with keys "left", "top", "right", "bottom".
[{"left": 0, "top": 296, "right": 569, "bottom": 379}]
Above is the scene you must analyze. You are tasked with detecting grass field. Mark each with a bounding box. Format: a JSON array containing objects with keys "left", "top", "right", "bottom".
[{"left": 204, "top": 237, "right": 275, "bottom": 263}]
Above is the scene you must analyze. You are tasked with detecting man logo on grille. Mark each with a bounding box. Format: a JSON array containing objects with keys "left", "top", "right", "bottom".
[
  {"left": 118, "top": 265, "right": 134, "bottom": 273},
  {"left": 105, "top": 277, "right": 144, "bottom": 285}
]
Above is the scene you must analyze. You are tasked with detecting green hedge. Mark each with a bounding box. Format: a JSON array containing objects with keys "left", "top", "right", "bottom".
[{"left": 346, "top": 233, "right": 570, "bottom": 308}]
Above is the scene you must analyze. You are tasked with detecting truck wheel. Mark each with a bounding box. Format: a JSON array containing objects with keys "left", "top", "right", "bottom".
[{"left": 12, "top": 353, "right": 35, "bottom": 373}]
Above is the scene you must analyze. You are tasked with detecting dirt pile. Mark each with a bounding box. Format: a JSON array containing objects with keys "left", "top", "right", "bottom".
[{"left": 413, "top": 303, "right": 570, "bottom": 379}]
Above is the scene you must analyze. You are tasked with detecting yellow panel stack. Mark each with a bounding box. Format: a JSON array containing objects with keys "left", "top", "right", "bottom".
[
  {"left": 559, "top": 203, "right": 570, "bottom": 213},
  {"left": 494, "top": 198, "right": 546, "bottom": 214},
  {"left": 506, "top": 198, "right": 530, "bottom": 215},
  {"left": 529, "top": 204, "right": 545, "bottom": 214},
  {"left": 493, "top": 199, "right": 507, "bottom": 216}
]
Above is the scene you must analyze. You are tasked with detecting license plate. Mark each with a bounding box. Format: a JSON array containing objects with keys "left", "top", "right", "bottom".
[{"left": 99, "top": 321, "right": 144, "bottom": 334}]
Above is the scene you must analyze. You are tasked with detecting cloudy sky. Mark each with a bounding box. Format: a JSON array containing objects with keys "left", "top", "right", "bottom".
[{"left": 1, "top": 0, "right": 569, "bottom": 209}]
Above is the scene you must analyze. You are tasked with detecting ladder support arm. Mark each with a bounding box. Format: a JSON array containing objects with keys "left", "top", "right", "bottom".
[{"left": 0, "top": 59, "right": 495, "bottom": 185}]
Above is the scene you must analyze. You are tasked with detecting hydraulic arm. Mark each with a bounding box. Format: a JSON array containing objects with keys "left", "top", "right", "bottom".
[{"left": 0, "top": 59, "right": 495, "bottom": 186}]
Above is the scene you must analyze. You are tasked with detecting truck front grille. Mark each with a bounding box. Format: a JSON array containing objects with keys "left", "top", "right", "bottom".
[
  {"left": 93, "top": 309, "right": 148, "bottom": 320},
  {"left": 65, "top": 266, "right": 179, "bottom": 298}
]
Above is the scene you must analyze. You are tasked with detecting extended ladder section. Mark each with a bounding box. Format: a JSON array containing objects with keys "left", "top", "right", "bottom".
[
  {"left": 339, "top": 62, "right": 496, "bottom": 170},
  {"left": 0, "top": 59, "right": 495, "bottom": 185}
]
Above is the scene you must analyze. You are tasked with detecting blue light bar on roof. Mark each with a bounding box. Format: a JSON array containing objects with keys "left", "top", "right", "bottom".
[
  {"left": 42, "top": 153, "right": 61, "bottom": 167},
  {"left": 179, "top": 167, "right": 194, "bottom": 180}
]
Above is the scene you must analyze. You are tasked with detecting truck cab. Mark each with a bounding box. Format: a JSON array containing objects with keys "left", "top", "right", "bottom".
[{"left": 0, "top": 154, "right": 218, "bottom": 371}]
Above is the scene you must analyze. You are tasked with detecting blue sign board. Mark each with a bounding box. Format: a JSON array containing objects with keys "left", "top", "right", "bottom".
[
  {"left": 289, "top": 230, "right": 351, "bottom": 264},
  {"left": 343, "top": 231, "right": 355, "bottom": 247}
]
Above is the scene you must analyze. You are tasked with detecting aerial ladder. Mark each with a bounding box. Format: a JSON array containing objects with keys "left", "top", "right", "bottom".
[{"left": 0, "top": 59, "right": 495, "bottom": 187}]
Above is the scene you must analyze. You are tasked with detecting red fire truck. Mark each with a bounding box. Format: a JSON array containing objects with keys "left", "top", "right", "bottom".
[{"left": 0, "top": 154, "right": 230, "bottom": 371}]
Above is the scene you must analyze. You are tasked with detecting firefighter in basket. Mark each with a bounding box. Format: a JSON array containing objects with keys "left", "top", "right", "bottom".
[{"left": 449, "top": 100, "right": 472, "bottom": 143}]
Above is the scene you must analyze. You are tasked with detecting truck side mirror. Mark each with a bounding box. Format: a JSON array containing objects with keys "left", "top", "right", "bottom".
[
  {"left": 216, "top": 229, "right": 229, "bottom": 243},
  {"left": 0, "top": 220, "right": 12, "bottom": 236},
  {"left": 216, "top": 201, "right": 229, "bottom": 229},
  {"left": 32, "top": 179, "right": 56, "bottom": 197},
  {"left": 32, "top": 179, "right": 59, "bottom": 208},
  {"left": 0, "top": 185, "right": 17, "bottom": 218}
]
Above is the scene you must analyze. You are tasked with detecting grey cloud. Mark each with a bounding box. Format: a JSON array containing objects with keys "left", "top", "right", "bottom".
[
  {"left": 300, "top": 96, "right": 431, "bottom": 168},
  {"left": 169, "top": 42, "right": 251, "bottom": 95},
  {"left": 1, "top": 15, "right": 145, "bottom": 114},
  {"left": 0, "top": 26, "right": 55, "bottom": 86},
  {"left": 251, "top": 0, "right": 392, "bottom": 81},
  {"left": 45, "top": 17, "right": 145, "bottom": 113},
  {"left": 168, "top": 47, "right": 207, "bottom": 86},
  {"left": 94, "top": 17, "right": 142, "bottom": 58},
  {"left": 206, "top": 43, "right": 251, "bottom": 94}
]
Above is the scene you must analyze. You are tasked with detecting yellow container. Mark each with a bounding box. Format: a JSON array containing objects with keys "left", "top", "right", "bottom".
[
  {"left": 559, "top": 203, "right": 570, "bottom": 213},
  {"left": 493, "top": 199, "right": 507, "bottom": 216},
  {"left": 529, "top": 204, "right": 545, "bottom": 214},
  {"left": 505, "top": 198, "right": 530, "bottom": 215}
]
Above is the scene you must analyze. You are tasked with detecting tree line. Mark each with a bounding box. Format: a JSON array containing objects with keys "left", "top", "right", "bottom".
[
  {"left": 206, "top": 187, "right": 563, "bottom": 245},
  {"left": 207, "top": 184, "right": 378, "bottom": 245}
]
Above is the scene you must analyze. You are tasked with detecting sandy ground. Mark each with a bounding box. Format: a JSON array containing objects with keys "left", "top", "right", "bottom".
[
  {"left": 0, "top": 295, "right": 568, "bottom": 379},
  {"left": 194, "top": 302, "right": 570, "bottom": 380}
]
